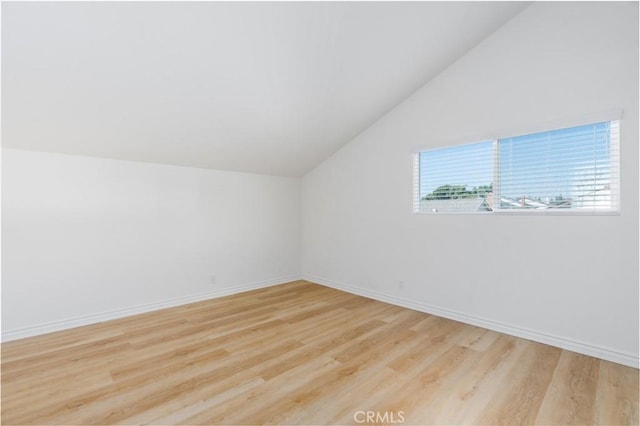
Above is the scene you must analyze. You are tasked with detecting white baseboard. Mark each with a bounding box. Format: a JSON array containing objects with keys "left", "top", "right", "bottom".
[
  {"left": 304, "top": 273, "right": 639, "bottom": 369},
  {"left": 2, "top": 275, "right": 302, "bottom": 342}
]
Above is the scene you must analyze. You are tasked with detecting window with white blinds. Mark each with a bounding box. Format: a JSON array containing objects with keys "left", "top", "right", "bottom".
[{"left": 414, "top": 120, "right": 620, "bottom": 214}]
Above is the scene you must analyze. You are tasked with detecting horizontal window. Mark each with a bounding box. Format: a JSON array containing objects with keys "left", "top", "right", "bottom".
[{"left": 413, "top": 120, "right": 620, "bottom": 214}]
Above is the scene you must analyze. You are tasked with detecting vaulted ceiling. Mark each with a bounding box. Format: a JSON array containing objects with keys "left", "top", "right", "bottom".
[{"left": 2, "top": 2, "right": 528, "bottom": 176}]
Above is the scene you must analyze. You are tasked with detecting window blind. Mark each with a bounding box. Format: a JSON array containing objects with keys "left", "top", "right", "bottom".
[
  {"left": 417, "top": 141, "right": 494, "bottom": 213},
  {"left": 495, "top": 121, "right": 619, "bottom": 212},
  {"left": 414, "top": 120, "right": 620, "bottom": 214}
]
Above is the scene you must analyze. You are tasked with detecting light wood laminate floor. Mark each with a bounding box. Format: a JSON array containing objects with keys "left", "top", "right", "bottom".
[{"left": 1, "top": 281, "right": 638, "bottom": 425}]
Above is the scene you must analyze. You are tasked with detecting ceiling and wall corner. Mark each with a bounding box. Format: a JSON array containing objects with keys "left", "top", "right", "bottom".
[
  {"left": 301, "top": 1, "right": 639, "bottom": 367},
  {"left": 2, "top": 1, "right": 528, "bottom": 177},
  {"left": 1, "top": 1, "right": 529, "bottom": 340}
]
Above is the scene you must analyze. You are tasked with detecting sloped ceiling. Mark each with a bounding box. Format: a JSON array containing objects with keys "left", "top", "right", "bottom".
[{"left": 2, "top": 2, "right": 528, "bottom": 176}]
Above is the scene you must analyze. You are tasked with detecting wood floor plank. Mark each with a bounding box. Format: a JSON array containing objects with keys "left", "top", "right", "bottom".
[
  {"left": 1, "top": 280, "right": 637, "bottom": 425},
  {"left": 322, "top": 367, "right": 407, "bottom": 426},
  {"left": 371, "top": 344, "right": 476, "bottom": 424},
  {"left": 536, "top": 351, "right": 601, "bottom": 425},
  {"left": 145, "top": 376, "right": 267, "bottom": 425},
  {"left": 477, "top": 341, "right": 562, "bottom": 425},
  {"left": 430, "top": 335, "right": 524, "bottom": 425},
  {"left": 594, "top": 360, "right": 639, "bottom": 425},
  {"left": 183, "top": 356, "right": 343, "bottom": 425}
]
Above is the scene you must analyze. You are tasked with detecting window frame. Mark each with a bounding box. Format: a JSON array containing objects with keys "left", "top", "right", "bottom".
[{"left": 413, "top": 116, "right": 621, "bottom": 216}]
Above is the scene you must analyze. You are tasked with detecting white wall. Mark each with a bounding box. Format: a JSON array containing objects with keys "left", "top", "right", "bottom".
[
  {"left": 2, "top": 149, "right": 301, "bottom": 339},
  {"left": 302, "top": 2, "right": 639, "bottom": 367}
]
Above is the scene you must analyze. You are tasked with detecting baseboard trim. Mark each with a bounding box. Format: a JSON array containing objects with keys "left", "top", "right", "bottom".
[
  {"left": 2, "top": 275, "right": 302, "bottom": 342},
  {"left": 304, "top": 274, "right": 639, "bottom": 369}
]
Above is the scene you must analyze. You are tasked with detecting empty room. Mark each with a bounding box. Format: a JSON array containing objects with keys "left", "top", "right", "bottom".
[{"left": 1, "top": 1, "right": 638, "bottom": 425}]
